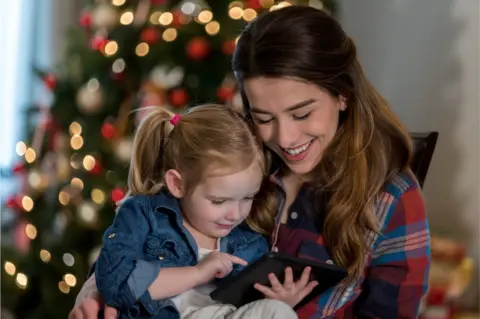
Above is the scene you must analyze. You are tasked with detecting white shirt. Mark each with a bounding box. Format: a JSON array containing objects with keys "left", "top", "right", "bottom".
[{"left": 171, "top": 247, "right": 219, "bottom": 317}]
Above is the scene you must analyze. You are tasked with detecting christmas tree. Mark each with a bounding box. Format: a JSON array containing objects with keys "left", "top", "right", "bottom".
[{"left": 1, "top": 1, "right": 336, "bottom": 318}]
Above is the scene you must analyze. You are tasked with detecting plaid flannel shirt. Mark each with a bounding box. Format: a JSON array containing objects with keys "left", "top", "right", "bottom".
[{"left": 271, "top": 172, "right": 431, "bottom": 319}]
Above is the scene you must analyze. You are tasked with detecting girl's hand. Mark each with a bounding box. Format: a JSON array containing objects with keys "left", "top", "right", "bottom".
[
  {"left": 196, "top": 251, "right": 248, "bottom": 285},
  {"left": 253, "top": 266, "right": 319, "bottom": 307}
]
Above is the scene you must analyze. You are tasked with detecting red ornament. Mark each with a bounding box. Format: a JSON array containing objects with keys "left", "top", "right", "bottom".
[
  {"left": 90, "top": 159, "right": 103, "bottom": 175},
  {"left": 216, "top": 87, "right": 235, "bottom": 102},
  {"left": 12, "top": 163, "right": 25, "bottom": 174},
  {"left": 111, "top": 71, "right": 125, "bottom": 82},
  {"left": 111, "top": 188, "right": 126, "bottom": 203},
  {"left": 6, "top": 195, "right": 21, "bottom": 209},
  {"left": 169, "top": 88, "right": 188, "bottom": 107},
  {"left": 42, "top": 116, "right": 54, "bottom": 130},
  {"left": 101, "top": 122, "right": 117, "bottom": 140},
  {"left": 43, "top": 74, "right": 56, "bottom": 90},
  {"left": 222, "top": 40, "right": 236, "bottom": 55},
  {"left": 171, "top": 9, "right": 187, "bottom": 27},
  {"left": 14, "top": 219, "right": 31, "bottom": 254},
  {"left": 247, "top": 0, "right": 262, "bottom": 9},
  {"left": 186, "top": 37, "right": 209, "bottom": 61},
  {"left": 141, "top": 27, "right": 160, "bottom": 44},
  {"left": 91, "top": 36, "right": 108, "bottom": 51},
  {"left": 80, "top": 12, "right": 92, "bottom": 27}
]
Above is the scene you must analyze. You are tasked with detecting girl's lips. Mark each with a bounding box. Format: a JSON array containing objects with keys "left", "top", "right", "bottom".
[{"left": 216, "top": 223, "right": 234, "bottom": 229}]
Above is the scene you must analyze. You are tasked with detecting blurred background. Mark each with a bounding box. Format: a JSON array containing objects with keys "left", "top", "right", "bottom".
[{"left": 0, "top": 0, "right": 478, "bottom": 318}]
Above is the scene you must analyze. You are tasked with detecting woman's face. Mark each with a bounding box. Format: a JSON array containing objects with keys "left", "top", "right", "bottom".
[{"left": 243, "top": 77, "right": 345, "bottom": 176}]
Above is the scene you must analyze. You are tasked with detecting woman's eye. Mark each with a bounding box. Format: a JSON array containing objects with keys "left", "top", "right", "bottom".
[
  {"left": 293, "top": 112, "right": 311, "bottom": 120},
  {"left": 254, "top": 117, "right": 273, "bottom": 124},
  {"left": 211, "top": 200, "right": 226, "bottom": 205}
]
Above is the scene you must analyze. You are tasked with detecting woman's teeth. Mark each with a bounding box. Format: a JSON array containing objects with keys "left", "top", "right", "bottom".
[{"left": 283, "top": 141, "right": 312, "bottom": 155}]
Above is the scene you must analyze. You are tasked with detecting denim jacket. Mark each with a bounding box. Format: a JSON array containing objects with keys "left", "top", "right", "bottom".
[{"left": 95, "top": 191, "right": 269, "bottom": 319}]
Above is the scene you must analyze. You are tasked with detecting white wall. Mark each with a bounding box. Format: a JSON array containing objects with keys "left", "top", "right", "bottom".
[{"left": 339, "top": 0, "right": 479, "bottom": 309}]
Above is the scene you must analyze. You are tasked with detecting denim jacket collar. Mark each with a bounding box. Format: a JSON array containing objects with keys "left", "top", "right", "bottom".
[{"left": 150, "top": 191, "right": 264, "bottom": 255}]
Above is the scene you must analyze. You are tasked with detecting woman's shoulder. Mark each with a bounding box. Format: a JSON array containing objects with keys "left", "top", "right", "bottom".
[
  {"left": 381, "top": 171, "right": 420, "bottom": 199},
  {"left": 374, "top": 171, "right": 426, "bottom": 232}
]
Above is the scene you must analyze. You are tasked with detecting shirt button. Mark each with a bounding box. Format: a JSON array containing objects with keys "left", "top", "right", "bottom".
[
  {"left": 108, "top": 233, "right": 116, "bottom": 239},
  {"left": 158, "top": 255, "right": 164, "bottom": 260},
  {"left": 326, "top": 259, "right": 333, "bottom": 264},
  {"left": 290, "top": 212, "right": 298, "bottom": 220}
]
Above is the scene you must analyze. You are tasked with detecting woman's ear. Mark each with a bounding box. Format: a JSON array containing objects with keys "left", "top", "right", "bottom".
[
  {"left": 338, "top": 95, "right": 348, "bottom": 111},
  {"left": 165, "top": 169, "right": 184, "bottom": 198}
]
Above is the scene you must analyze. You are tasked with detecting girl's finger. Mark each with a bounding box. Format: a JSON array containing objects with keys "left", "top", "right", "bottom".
[
  {"left": 283, "top": 267, "right": 294, "bottom": 290},
  {"left": 268, "top": 273, "right": 283, "bottom": 292},
  {"left": 225, "top": 254, "right": 248, "bottom": 266},
  {"left": 254, "top": 283, "right": 277, "bottom": 299},
  {"left": 298, "top": 280, "right": 318, "bottom": 300},
  {"left": 297, "top": 267, "right": 312, "bottom": 287}
]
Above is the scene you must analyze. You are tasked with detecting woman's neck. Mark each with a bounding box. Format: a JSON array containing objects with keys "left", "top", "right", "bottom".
[{"left": 282, "top": 171, "right": 305, "bottom": 193}]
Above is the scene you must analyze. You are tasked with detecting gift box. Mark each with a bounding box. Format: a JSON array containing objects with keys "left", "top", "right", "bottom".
[{"left": 419, "top": 236, "right": 475, "bottom": 319}]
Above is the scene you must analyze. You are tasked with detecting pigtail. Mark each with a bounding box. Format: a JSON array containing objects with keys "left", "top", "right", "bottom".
[{"left": 127, "top": 107, "right": 176, "bottom": 196}]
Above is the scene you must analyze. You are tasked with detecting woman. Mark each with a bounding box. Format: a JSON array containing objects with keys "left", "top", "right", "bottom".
[{"left": 70, "top": 6, "right": 430, "bottom": 319}]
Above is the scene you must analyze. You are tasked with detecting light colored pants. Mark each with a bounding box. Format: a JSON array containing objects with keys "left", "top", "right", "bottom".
[
  {"left": 183, "top": 299, "right": 298, "bottom": 319},
  {"left": 76, "top": 275, "right": 298, "bottom": 319}
]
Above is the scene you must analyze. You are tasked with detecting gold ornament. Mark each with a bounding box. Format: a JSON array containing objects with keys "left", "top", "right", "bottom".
[
  {"left": 92, "top": 4, "right": 119, "bottom": 29},
  {"left": 77, "top": 201, "right": 99, "bottom": 227},
  {"left": 76, "top": 79, "right": 104, "bottom": 114},
  {"left": 114, "top": 138, "right": 133, "bottom": 163}
]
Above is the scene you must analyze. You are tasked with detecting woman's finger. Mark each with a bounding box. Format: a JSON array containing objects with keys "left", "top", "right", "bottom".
[
  {"left": 268, "top": 273, "right": 283, "bottom": 292},
  {"left": 103, "top": 306, "right": 118, "bottom": 319},
  {"left": 283, "top": 267, "right": 294, "bottom": 290},
  {"left": 68, "top": 308, "right": 83, "bottom": 319},
  {"left": 254, "top": 283, "right": 277, "bottom": 299},
  {"left": 80, "top": 299, "right": 101, "bottom": 319}
]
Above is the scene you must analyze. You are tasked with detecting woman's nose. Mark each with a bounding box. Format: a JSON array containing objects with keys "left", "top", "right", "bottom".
[{"left": 276, "top": 119, "right": 300, "bottom": 148}]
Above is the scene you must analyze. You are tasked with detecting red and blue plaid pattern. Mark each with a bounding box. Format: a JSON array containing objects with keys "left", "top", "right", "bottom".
[{"left": 271, "top": 172, "right": 431, "bottom": 319}]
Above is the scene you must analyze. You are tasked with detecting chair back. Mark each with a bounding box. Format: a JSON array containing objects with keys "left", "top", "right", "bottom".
[{"left": 410, "top": 132, "right": 439, "bottom": 188}]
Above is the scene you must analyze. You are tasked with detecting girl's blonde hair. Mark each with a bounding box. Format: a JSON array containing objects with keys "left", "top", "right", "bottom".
[{"left": 127, "top": 104, "right": 277, "bottom": 235}]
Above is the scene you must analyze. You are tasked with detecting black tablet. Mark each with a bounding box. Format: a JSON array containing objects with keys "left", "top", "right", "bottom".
[{"left": 209, "top": 252, "right": 347, "bottom": 308}]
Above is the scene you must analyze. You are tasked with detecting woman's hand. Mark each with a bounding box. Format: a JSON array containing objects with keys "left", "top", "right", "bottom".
[
  {"left": 68, "top": 297, "right": 118, "bottom": 319},
  {"left": 254, "top": 266, "right": 319, "bottom": 308}
]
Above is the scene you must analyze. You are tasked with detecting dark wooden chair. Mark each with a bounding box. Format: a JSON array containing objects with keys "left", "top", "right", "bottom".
[{"left": 410, "top": 132, "right": 439, "bottom": 188}]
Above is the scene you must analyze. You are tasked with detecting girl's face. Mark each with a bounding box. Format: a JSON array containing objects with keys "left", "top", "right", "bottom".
[
  {"left": 168, "top": 159, "right": 263, "bottom": 239},
  {"left": 243, "top": 77, "right": 345, "bottom": 177}
]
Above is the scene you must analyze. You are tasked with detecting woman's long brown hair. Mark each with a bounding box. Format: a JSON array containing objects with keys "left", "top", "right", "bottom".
[{"left": 233, "top": 6, "right": 414, "bottom": 279}]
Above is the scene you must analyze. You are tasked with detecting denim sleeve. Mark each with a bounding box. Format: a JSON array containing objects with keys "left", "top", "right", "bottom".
[{"left": 95, "top": 197, "right": 161, "bottom": 310}]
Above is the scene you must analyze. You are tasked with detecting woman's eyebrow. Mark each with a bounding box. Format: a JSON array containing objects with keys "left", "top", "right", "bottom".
[{"left": 250, "top": 98, "right": 316, "bottom": 114}]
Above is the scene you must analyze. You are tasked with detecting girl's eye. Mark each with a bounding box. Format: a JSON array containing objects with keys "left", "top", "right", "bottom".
[
  {"left": 244, "top": 196, "right": 255, "bottom": 201},
  {"left": 293, "top": 112, "right": 311, "bottom": 120},
  {"left": 211, "top": 200, "right": 226, "bottom": 205}
]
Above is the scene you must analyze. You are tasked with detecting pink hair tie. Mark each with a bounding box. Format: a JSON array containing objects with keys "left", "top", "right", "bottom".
[{"left": 170, "top": 114, "right": 181, "bottom": 125}]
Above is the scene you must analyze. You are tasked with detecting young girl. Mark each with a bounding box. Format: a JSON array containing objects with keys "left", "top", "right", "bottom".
[{"left": 94, "top": 105, "right": 313, "bottom": 319}]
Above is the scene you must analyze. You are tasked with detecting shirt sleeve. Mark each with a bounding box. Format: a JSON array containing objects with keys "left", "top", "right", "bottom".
[
  {"left": 355, "top": 183, "right": 431, "bottom": 319},
  {"left": 95, "top": 196, "right": 162, "bottom": 310}
]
